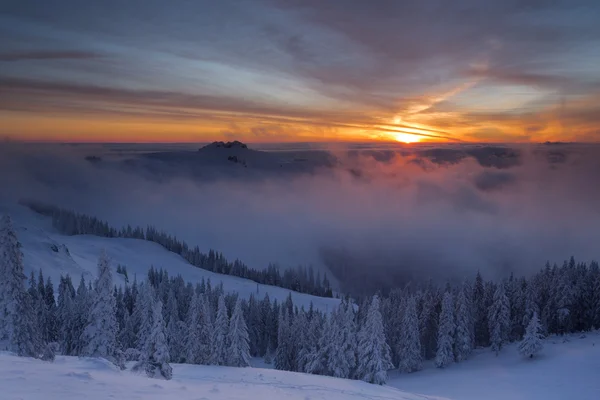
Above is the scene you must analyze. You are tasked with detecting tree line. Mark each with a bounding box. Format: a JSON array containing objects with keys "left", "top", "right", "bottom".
[
  {"left": 21, "top": 200, "right": 333, "bottom": 298},
  {"left": 0, "top": 214, "right": 392, "bottom": 383},
  {"left": 2, "top": 212, "right": 597, "bottom": 384},
  {"left": 378, "top": 256, "right": 600, "bottom": 370}
]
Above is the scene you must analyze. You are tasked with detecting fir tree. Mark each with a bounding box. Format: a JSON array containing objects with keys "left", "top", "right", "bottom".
[
  {"left": 488, "top": 283, "right": 510, "bottom": 355},
  {"left": 0, "top": 215, "right": 25, "bottom": 343},
  {"left": 454, "top": 286, "right": 472, "bottom": 362},
  {"left": 227, "top": 298, "right": 251, "bottom": 367},
  {"left": 355, "top": 296, "right": 393, "bottom": 385},
  {"left": 435, "top": 292, "right": 455, "bottom": 368},
  {"left": 518, "top": 312, "right": 544, "bottom": 359},
  {"left": 398, "top": 296, "right": 422, "bottom": 372},
  {"left": 81, "top": 251, "right": 119, "bottom": 364},
  {"left": 134, "top": 300, "right": 172, "bottom": 380},
  {"left": 13, "top": 290, "right": 43, "bottom": 357},
  {"left": 472, "top": 271, "right": 488, "bottom": 347},
  {"left": 275, "top": 306, "right": 294, "bottom": 371},
  {"left": 211, "top": 294, "right": 229, "bottom": 365}
]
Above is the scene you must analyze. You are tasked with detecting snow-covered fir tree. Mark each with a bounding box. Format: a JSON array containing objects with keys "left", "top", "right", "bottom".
[
  {"left": 473, "top": 271, "right": 488, "bottom": 347},
  {"left": 227, "top": 298, "right": 251, "bottom": 367},
  {"left": 57, "top": 275, "right": 76, "bottom": 354},
  {"left": 81, "top": 250, "right": 119, "bottom": 365},
  {"left": 327, "top": 306, "right": 352, "bottom": 378},
  {"left": 185, "top": 292, "right": 204, "bottom": 364},
  {"left": 398, "top": 296, "right": 422, "bottom": 372},
  {"left": 518, "top": 312, "right": 544, "bottom": 358},
  {"left": 13, "top": 288, "right": 43, "bottom": 357},
  {"left": 301, "top": 313, "right": 323, "bottom": 373},
  {"left": 275, "top": 306, "right": 294, "bottom": 371},
  {"left": 454, "top": 285, "right": 472, "bottom": 362},
  {"left": 355, "top": 295, "right": 393, "bottom": 385},
  {"left": 0, "top": 215, "right": 24, "bottom": 343},
  {"left": 133, "top": 282, "right": 154, "bottom": 351},
  {"left": 435, "top": 292, "right": 455, "bottom": 368},
  {"left": 134, "top": 299, "right": 172, "bottom": 379},
  {"left": 211, "top": 294, "right": 229, "bottom": 365},
  {"left": 0, "top": 214, "right": 41, "bottom": 356},
  {"left": 488, "top": 282, "right": 510, "bottom": 355}
]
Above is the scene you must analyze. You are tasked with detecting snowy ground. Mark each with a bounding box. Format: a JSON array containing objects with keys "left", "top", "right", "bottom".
[
  {"left": 2, "top": 202, "right": 340, "bottom": 312},
  {"left": 389, "top": 330, "right": 600, "bottom": 400},
  {"left": 0, "top": 353, "right": 442, "bottom": 400}
]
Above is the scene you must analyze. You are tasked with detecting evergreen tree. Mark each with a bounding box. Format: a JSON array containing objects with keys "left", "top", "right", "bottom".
[
  {"left": 274, "top": 306, "right": 294, "bottom": 371},
  {"left": 398, "top": 296, "right": 422, "bottom": 372},
  {"left": 518, "top": 312, "right": 544, "bottom": 359},
  {"left": 418, "top": 287, "right": 439, "bottom": 360},
  {"left": 133, "top": 282, "right": 154, "bottom": 352},
  {"left": 72, "top": 275, "right": 92, "bottom": 355},
  {"left": 227, "top": 298, "right": 251, "bottom": 367},
  {"left": 454, "top": 286, "right": 472, "bottom": 362},
  {"left": 435, "top": 292, "right": 455, "bottom": 368},
  {"left": 81, "top": 251, "right": 119, "bottom": 364},
  {"left": 57, "top": 275, "right": 76, "bottom": 354},
  {"left": 165, "top": 290, "right": 183, "bottom": 363},
  {"left": 301, "top": 313, "right": 323, "bottom": 373},
  {"left": 327, "top": 307, "right": 351, "bottom": 378},
  {"left": 134, "top": 300, "right": 172, "bottom": 380},
  {"left": 473, "top": 271, "right": 488, "bottom": 347},
  {"left": 44, "top": 277, "right": 58, "bottom": 343},
  {"left": 355, "top": 296, "right": 393, "bottom": 385},
  {"left": 211, "top": 294, "right": 229, "bottom": 365},
  {"left": 13, "top": 290, "right": 43, "bottom": 357},
  {"left": 488, "top": 283, "right": 510, "bottom": 355},
  {"left": 0, "top": 215, "right": 25, "bottom": 343}
]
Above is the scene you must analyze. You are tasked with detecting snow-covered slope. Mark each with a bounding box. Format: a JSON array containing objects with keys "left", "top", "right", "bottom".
[
  {"left": 3, "top": 202, "right": 340, "bottom": 312},
  {"left": 0, "top": 353, "right": 441, "bottom": 400},
  {"left": 389, "top": 330, "right": 600, "bottom": 400}
]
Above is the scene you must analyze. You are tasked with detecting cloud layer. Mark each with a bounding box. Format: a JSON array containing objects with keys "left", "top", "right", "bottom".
[{"left": 2, "top": 142, "right": 599, "bottom": 294}]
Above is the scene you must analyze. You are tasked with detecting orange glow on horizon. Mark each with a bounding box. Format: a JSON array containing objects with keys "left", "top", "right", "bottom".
[{"left": 392, "top": 132, "right": 421, "bottom": 144}]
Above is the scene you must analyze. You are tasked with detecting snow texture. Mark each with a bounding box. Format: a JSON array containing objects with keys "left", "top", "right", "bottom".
[{"left": 0, "top": 352, "right": 437, "bottom": 400}]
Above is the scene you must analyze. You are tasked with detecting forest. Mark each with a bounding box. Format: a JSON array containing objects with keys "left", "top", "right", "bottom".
[{"left": 2, "top": 212, "right": 600, "bottom": 384}]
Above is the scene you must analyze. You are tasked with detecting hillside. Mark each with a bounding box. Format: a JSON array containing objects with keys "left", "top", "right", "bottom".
[
  {"left": 389, "top": 330, "right": 600, "bottom": 400},
  {"left": 3, "top": 202, "right": 340, "bottom": 312},
  {"left": 0, "top": 353, "right": 440, "bottom": 400}
]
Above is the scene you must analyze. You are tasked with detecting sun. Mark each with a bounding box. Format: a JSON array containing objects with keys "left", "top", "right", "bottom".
[{"left": 393, "top": 132, "right": 421, "bottom": 144}]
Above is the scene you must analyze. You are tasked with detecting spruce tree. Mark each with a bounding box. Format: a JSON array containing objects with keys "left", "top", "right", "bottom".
[
  {"left": 518, "top": 312, "right": 544, "bottom": 359},
  {"left": 355, "top": 295, "right": 393, "bottom": 385},
  {"left": 274, "top": 307, "right": 293, "bottom": 371},
  {"left": 134, "top": 300, "right": 172, "bottom": 380},
  {"left": 211, "top": 294, "right": 229, "bottom": 365},
  {"left": 0, "top": 215, "right": 41, "bottom": 356},
  {"left": 398, "top": 296, "right": 422, "bottom": 372},
  {"left": 435, "top": 292, "right": 455, "bottom": 368},
  {"left": 13, "top": 290, "right": 43, "bottom": 357},
  {"left": 57, "top": 275, "right": 76, "bottom": 354},
  {"left": 227, "top": 298, "right": 251, "bottom": 367},
  {"left": 81, "top": 250, "right": 119, "bottom": 364},
  {"left": 488, "top": 283, "right": 510, "bottom": 355},
  {"left": 473, "top": 271, "right": 488, "bottom": 347},
  {"left": 0, "top": 215, "right": 25, "bottom": 343},
  {"left": 454, "top": 286, "right": 472, "bottom": 362}
]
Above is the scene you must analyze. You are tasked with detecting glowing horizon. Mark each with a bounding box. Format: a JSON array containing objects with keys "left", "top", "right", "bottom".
[{"left": 1, "top": 1, "right": 599, "bottom": 143}]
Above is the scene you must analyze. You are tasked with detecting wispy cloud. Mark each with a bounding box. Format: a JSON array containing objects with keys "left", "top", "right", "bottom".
[{"left": 0, "top": 51, "right": 102, "bottom": 62}]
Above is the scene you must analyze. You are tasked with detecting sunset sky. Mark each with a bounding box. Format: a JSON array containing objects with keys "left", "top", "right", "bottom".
[{"left": 1, "top": 0, "right": 599, "bottom": 143}]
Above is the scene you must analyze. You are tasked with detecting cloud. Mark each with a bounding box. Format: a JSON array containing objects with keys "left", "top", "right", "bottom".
[
  {"left": 2, "top": 142, "right": 600, "bottom": 296},
  {"left": 0, "top": 51, "right": 102, "bottom": 62}
]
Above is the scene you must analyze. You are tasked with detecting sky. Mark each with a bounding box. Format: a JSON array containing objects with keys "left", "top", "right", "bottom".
[{"left": 1, "top": 0, "right": 599, "bottom": 143}]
